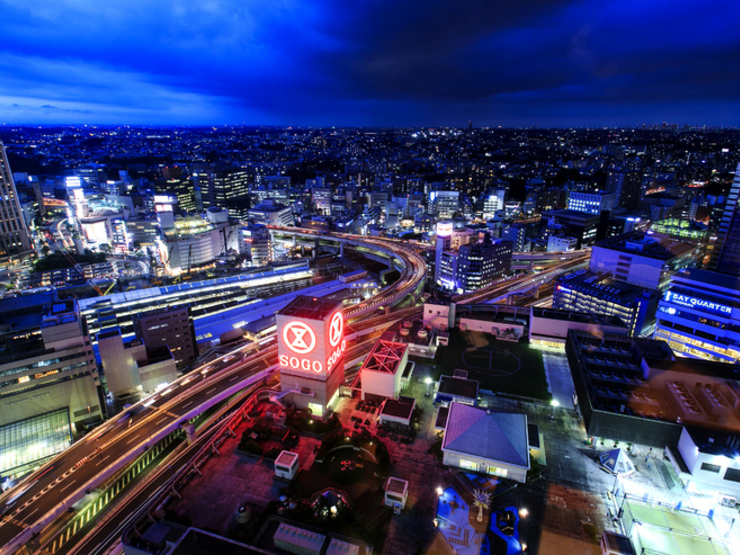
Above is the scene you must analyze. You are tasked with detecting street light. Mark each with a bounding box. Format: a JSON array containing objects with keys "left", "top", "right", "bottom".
[{"left": 550, "top": 399, "right": 559, "bottom": 420}]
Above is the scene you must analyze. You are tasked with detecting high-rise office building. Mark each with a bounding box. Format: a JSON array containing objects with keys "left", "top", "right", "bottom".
[
  {"left": 0, "top": 141, "right": 32, "bottom": 257},
  {"left": 0, "top": 298, "right": 102, "bottom": 474},
  {"left": 454, "top": 239, "right": 513, "bottom": 293},
  {"left": 606, "top": 170, "right": 643, "bottom": 210},
  {"left": 713, "top": 163, "right": 740, "bottom": 275},
  {"left": 194, "top": 167, "right": 251, "bottom": 220}
]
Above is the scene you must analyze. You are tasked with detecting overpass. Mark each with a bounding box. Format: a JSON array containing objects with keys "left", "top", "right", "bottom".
[
  {"left": 268, "top": 226, "right": 428, "bottom": 319},
  {"left": 0, "top": 230, "right": 429, "bottom": 554}
]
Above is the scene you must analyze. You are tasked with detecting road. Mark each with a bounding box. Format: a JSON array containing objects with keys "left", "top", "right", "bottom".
[
  {"left": 0, "top": 343, "right": 274, "bottom": 552},
  {"left": 1, "top": 228, "right": 428, "bottom": 553},
  {"left": 58, "top": 425, "right": 224, "bottom": 555},
  {"left": 268, "top": 226, "right": 428, "bottom": 319},
  {"left": 0, "top": 230, "right": 585, "bottom": 553}
]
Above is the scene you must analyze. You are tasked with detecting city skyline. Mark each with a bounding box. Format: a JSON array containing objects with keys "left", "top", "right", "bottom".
[{"left": 1, "top": 0, "right": 740, "bottom": 127}]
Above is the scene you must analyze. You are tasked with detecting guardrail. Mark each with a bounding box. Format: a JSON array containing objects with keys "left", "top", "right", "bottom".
[
  {"left": 121, "top": 383, "right": 280, "bottom": 548},
  {"left": 0, "top": 369, "right": 274, "bottom": 555}
]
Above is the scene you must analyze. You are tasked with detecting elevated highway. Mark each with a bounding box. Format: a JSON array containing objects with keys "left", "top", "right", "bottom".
[
  {"left": 268, "top": 226, "right": 428, "bottom": 319},
  {"left": 0, "top": 232, "right": 587, "bottom": 554},
  {"left": 0, "top": 230, "right": 429, "bottom": 554}
]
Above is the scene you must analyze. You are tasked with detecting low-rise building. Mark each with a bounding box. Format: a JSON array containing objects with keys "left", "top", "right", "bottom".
[
  {"left": 274, "top": 450, "right": 300, "bottom": 481},
  {"left": 566, "top": 330, "right": 740, "bottom": 498},
  {"left": 589, "top": 231, "right": 698, "bottom": 291},
  {"left": 360, "top": 340, "right": 409, "bottom": 402},
  {"left": 529, "top": 307, "right": 630, "bottom": 349},
  {"left": 379, "top": 396, "right": 416, "bottom": 427},
  {"left": 441, "top": 402, "right": 530, "bottom": 483},
  {"left": 436, "top": 375, "right": 480, "bottom": 406},
  {"left": 384, "top": 477, "right": 409, "bottom": 510},
  {"left": 547, "top": 234, "right": 578, "bottom": 252}
]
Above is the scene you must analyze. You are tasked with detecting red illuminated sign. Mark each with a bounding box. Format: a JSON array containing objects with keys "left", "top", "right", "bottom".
[
  {"left": 278, "top": 310, "right": 346, "bottom": 376},
  {"left": 326, "top": 339, "right": 346, "bottom": 372},
  {"left": 279, "top": 354, "right": 324, "bottom": 373},
  {"left": 329, "top": 312, "right": 343, "bottom": 347},
  {"left": 283, "top": 321, "right": 317, "bottom": 354}
]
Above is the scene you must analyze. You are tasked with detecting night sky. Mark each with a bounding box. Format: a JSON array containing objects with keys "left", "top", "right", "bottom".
[{"left": 1, "top": 0, "right": 739, "bottom": 127}]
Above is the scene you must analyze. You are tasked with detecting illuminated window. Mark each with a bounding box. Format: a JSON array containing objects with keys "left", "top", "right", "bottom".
[
  {"left": 487, "top": 465, "right": 508, "bottom": 477},
  {"left": 459, "top": 459, "right": 478, "bottom": 470}
]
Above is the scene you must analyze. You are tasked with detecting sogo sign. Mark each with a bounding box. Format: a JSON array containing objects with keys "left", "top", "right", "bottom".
[{"left": 279, "top": 312, "right": 346, "bottom": 374}]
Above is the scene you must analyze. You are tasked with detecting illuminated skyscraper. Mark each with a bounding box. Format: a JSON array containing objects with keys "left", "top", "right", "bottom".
[{"left": 0, "top": 141, "right": 32, "bottom": 256}]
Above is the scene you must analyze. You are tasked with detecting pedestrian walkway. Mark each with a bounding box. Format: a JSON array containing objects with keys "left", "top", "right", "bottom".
[{"left": 542, "top": 352, "right": 575, "bottom": 407}]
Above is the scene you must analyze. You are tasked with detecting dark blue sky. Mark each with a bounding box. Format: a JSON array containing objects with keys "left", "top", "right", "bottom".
[{"left": 1, "top": 0, "right": 739, "bottom": 127}]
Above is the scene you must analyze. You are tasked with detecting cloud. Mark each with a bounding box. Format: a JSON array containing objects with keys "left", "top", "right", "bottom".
[{"left": 0, "top": 0, "right": 738, "bottom": 125}]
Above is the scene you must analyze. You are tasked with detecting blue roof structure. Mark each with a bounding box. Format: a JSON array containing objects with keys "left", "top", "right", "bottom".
[{"left": 442, "top": 402, "right": 529, "bottom": 468}]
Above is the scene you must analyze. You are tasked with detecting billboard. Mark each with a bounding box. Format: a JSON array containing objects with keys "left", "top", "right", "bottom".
[
  {"left": 277, "top": 308, "right": 345, "bottom": 380},
  {"left": 664, "top": 291, "right": 732, "bottom": 316},
  {"left": 436, "top": 221, "right": 453, "bottom": 237}
]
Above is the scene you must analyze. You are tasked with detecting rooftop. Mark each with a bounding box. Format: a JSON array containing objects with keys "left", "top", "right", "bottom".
[
  {"left": 277, "top": 295, "right": 343, "bottom": 321},
  {"left": 170, "top": 527, "right": 272, "bottom": 555},
  {"left": 385, "top": 477, "right": 408, "bottom": 495},
  {"left": 438, "top": 375, "right": 480, "bottom": 401},
  {"left": 673, "top": 267, "right": 740, "bottom": 292},
  {"left": 568, "top": 330, "right": 740, "bottom": 434},
  {"left": 594, "top": 231, "right": 696, "bottom": 261},
  {"left": 442, "top": 402, "right": 529, "bottom": 468},
  {"left": 380, "top": 396, "right": 415, "bottom": 419},
  {"left": 361, "top": 340, "right": 409, "bottom": 375},
  {"left": 532, "top": 307, "right": 628, "bottom": 328},
  {"left": 557, "top": 269, "right": 658, "bottom": 306},
  {"left": 275, "top": 450, "right": 299, "bottom": 467}
]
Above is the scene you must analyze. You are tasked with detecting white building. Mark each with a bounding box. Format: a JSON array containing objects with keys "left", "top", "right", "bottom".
[
  {"left": 248, "top": 199, "right": 295, "bottom": 227},
  {"left": 441, "top": 402, "right": 530, "bottom": 483},
  {"left": 482, "top": 187, "right": 506, "bottom": 219},
  {"left": 360, "top": 340, "right": 409, "bottom": 402},
  {"left": 423, "top": 303, "right": 452, "bottom": 331},
  {"left": 673, "top": 426, "right": 740, "bottom": 499},
  {"left": 589, "top": 232, "right": 698, "bottom": 291},
  {"left": 547, "top": 234, "right": 578, "bottom": 252},
  {"left": 432, "top": 190, "right": 460, "bottom": 218},
  {"left": 98, "top": 327, "right": 177, "bottom": 397},
  {"left": 158, "top": 214, "right": 241, "bottom": 275},
  {"left": 384, "top": 477, "right": 409, "bottom": 510}
]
